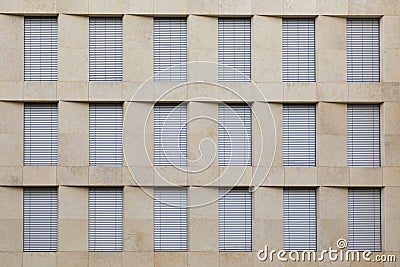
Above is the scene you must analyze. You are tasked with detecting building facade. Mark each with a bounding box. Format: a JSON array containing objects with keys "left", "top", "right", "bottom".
[{"left": 0, "top": 0, "right": 400, "bottom": 266}]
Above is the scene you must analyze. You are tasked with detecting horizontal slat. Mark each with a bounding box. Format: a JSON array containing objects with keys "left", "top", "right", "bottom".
[
  {"left": 89, "top": 103, "right": 123, "bottom": 166},
  {"left": 24, "top": 103, "right": 58, "bottom": 166},
  {"left": 219, "top": 188, "right": 252, "bottom": 251},
  {"left": 347, "top": 104, "right": 380, "bottom": 167},
  {"left": 348, "top": 188, "right": 381, "bottom": 251},
  {"left": 24, "top": 16, "right": 58, "bottom": 81},
  {"left": 89, "top": 188, "right": 123, "bottom": 252},
  {"left": 283, "top": 188, "right": 316, "bottom": 251},
  {"left": 282, "top": 18, "right": 315, "bottom": 82},
  {"left": 154, "top": 104, "right": 187, "bottom": 166},
  {"left": 218, "top": 104, "right": 252, "bottom": 166},
  {"left": 154, "top": 187, "right": 188, "bottom": 251},
  {"left": 89, "top": 17, "right": 123, "bottom": 81},
  {"left": 154, "top": 18, "right": 187, "bottom": 81},
  {"left": 24, "top": 187, "right": 58, "bottom": 252},
  {"left": 347, "top": 19, "right": 380, "bottom": 82},
  {"left": 218, "top": 18, "right": 251, "bottom": 82},
  {"left": 283, "top": 105, "right": 316, "bottom": 166}
]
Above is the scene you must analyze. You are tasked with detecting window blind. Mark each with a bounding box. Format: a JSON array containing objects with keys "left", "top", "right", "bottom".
[
  {"left": 89, "top": 103, "right": 123, "bottom": 166},
  {"left": 153, "top": 18, "right": 187, "bottom": 81},
  {"left": 348, "top": 188, "right": 381, "bottom": 251},
  {"left": 89, "top": 17, "right": 123, "bottom": 81},
  {"left": 219, "top": 188, "right": 252, "bottom": 251},
  {"left": 24, "top": 16, "right": 58, "bottom": 81},
  {"left": 283, "top": 104, "right": 316, "bottom": 166},
  {"left": 282, "top": 18, "right": 315, "bottom": 82},
  {"left": 347, "top": 104, "right": 380, "bottom": 167},
  {"left": 347, "top": 19, "right": 380, "bottom": 82},
  {"left": 154, "top": 103, "right": 187, "bottom": 166},
  {"left": 218, "top": 104, "right": 252, "bottom": 166},
  {"left": 24, "top": 187, "right": 58, "bottom": 252},
  {"left": 24, "top": 103, "right": 58, "bottom": 166},
  {"left": 154, "top": 187, "right": 188, "bottom": 251},
  {"left": 89, "top": 188, "right": 123, "bottom": 252},
  {"left": 283, "top": 188, "right": 316, "bottom": 251},
  {"left": 218, "top": 18, "right": 251, "bottom": 82}
]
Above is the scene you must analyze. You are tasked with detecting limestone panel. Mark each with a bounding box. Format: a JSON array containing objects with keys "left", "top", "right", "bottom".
[
  {"left": 122, "top": 252, "right": 154, "bottom": 267},
  {"left": 23, "top": 253, "right": 56, "bottom": 267},
  {"left": 59, "top": 15, "right": 89, "bottom": 82},
  {"left": 0, "top": 15, "right": 23, "bottom": 82}
]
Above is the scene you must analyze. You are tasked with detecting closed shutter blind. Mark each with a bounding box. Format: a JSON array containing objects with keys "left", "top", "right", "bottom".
[
  {"left": 283, "top": 105, "right": 316, "bottom": 166},
  {"left": 154, "top": 103, "right": 187, "bottom": 166},
  {"left": 282, "top": 18, "right": 315, "bottom": 82},
  {"left": 24, "top": 187, "right": 58, "bottom": 252},
  {"left": 218, "top": 104, "right": 252, "bottom": 166},
  {"left": 89, "top": 188, "right": 123, "bottom": 252},
  {"left": 348, "top": 188, "right": 381, "bottom": 251},
  {"left": 283, "top": 188, "right": 316, "bottom": 251},
  {"left": 154, "top": 187, "right": 188, "bottom": 251},
  {"left": 24, "top": 16, "right": 58, "bottom": 81},
  {"left": 347, "top": 104, "right": 380, "bottom": 167},
  {"left": 219, "top": 188, "right": 252, "bottom": 251},
  {"left": 218, "top": 18, "right": 251, "bottom": 82},
  {"left": 154, "top": 18, "right": 187, "bottom": 81},
  {"left": 347, "top": 19, "right": 380, "bottom": 82},
  {"left": 89, "top": 103, "right": 123, "bottom": 166},
  {"left": 24, "top": 103, "right": 58, "bottom": 166},
  {"left": 89, "top": 17, "right": 123, "bottom": 81}
]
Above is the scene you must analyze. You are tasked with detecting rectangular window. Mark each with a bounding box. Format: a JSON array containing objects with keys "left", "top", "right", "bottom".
[
  {"left": 154, "top": 187, "right": 188, "bottom": 251},
  {"left": 348, "top": 188, "right": 381, "bottom": 251},
  {"left": 218, "top": 104, "right": 252, "bottom": 166},
  {"left": 282, "top": 18, "right": 315, "bottom": 82},
  {"left": 283, "top": 188, "right": 316, "bottom": 251},
  {"left": 154, "top": 103, "right": 187, "bottom": 166},
  {"left": 89, "top": 103, "right": 123, "bottom": 166},
  {"left": 283, "top": 104, "right": 316, "bottom": 166},
  {"left": 218, "top": 18, "right": 251, "bottom": 82},
  {"left": 89, "top": 17, "right": 123, "bottom": 81},
  {"left": 24, "top": 103, "right": 58, "bottom": 166},
  {"left": 347, "top": 19, "right": 380, "bottom": 82},
  {"left": 153, "top": 18, "right": 187, "bottom": 81},
  {"left": 347, "top": 104, "right": 380, "bottom": 167},
  {"left": 219, "top": 188, "right": 252, "bottom": 251},
  {"left": 24, "top": 187, "right": 57, "bottom": 252},
  {"left": 24, "top": 16, "right": 58, "bottom": 81},
  {"left": 89, "top": 188, "right": 123, "bottom": 252}
]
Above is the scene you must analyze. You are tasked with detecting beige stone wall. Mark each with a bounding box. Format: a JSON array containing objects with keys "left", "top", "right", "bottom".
[{"left": 0, "top": 0, "right": 399, "bottom": 266}]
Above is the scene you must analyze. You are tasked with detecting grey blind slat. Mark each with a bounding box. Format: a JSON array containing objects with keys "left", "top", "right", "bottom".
[
  {"left": 283, "top": 105, "right": 316, "bottom": 166},
  {"left": 282, "top": 18, "right": 315, "bottom": 82},
  {"left": 347, "top": 104, "right": 380, "bottom": 167},
  {"left": 24, "top": 187, "right": 58, "bottom": 252},
  {"left": 24, "top": 103, "right": 58, "bottom": 166},
  {"left": 218, "top": 18, "right": 251, "bottom": 82},
  {"left": 283, "top": 188, "right": 316, "bottom": 251},
  {"left": 347, "top": 19, "right": 380, "bottom": 82},
  {"left": 154, "top": 187, "right": 188, "bottom": 252},
  {"left": 348, "top": 188, "right": 381, "bottom": 251},
  {"left": 218, "top": 104, "right": 252, "bottom": 166},
  {"left": 89, "top": 188, "right": 123, "bottom": 252},
  {"left": 89, "top": 17, "right": 123, "bottom": 81},
  {"left": 219, "top": 188, "right": 252, "bottom": 251},
  {"left": 89, "top": 103, "right": 123, "bottom": 166},
  {"left": 154, "top": 104, "right": 187, "bottom": 166},
  {"left": 24, "top": 16, "right": 58, "bottom": 81},
  {"left": 153, "top": 18, "right": 187, "bottom": 81}
]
